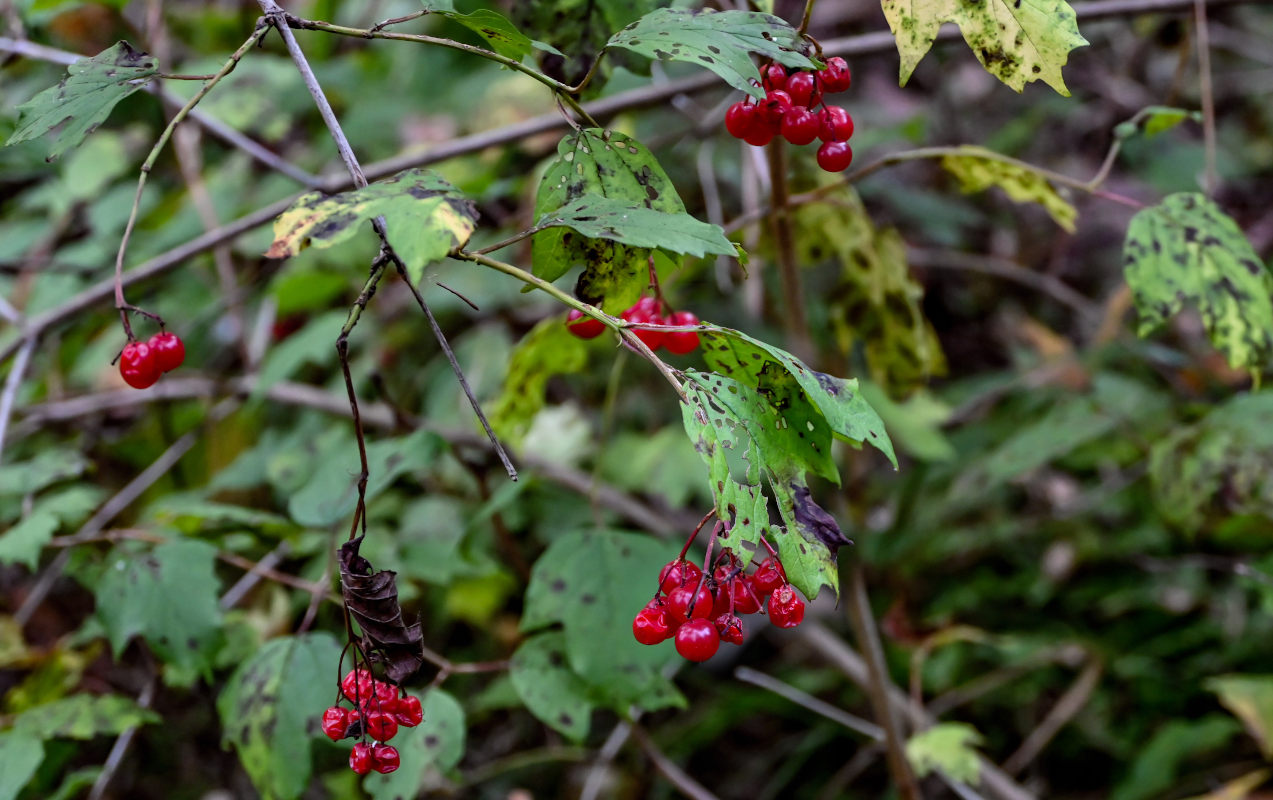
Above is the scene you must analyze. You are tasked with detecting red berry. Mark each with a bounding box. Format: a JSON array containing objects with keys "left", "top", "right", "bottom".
[
  {"left": 394, "top": 694, "right": 423, "bottom": 727},
  {"left": 621, "top": 298, "right": 666, "bottom": 351},
  {"left": 666, "top": 583, "right": 715, "bottom": 626},
  {"left": 119, "top": 341, "right": 160, "bottom": 389},
  {"left": 762, "top": 64, "right": 787, "bottom": 92},
  {"left": 321, "top": 706, "right": 352, "bottom": 741},
  {"left": 372, "top": 680, "right": 399, "bottom": 706},
  {"left": 817, "top": 140, "right": 853, "bottom": 172},
  {"left": 768, "top": 583, "right": 806, "bottom": 629},
  {"left": 725, "top": 101, "right": 757, "bottom": 139},
  {"left": 760, "top": 89, "right": 792, "bottom": 126},
  {"left": 675, "top": 618, "right": 721, "bottom": 661},
  {"left": 663, "top": 311, "right": 700, "bottom": 355},
  {"left": 349, "top": 742, "right": 373, "bottom": 775},
  {"left": 819, "top": 57, "right": 852, "bottom": 93},
  {"left": 371, "top": 743, "right": 400, "bottom": 774},
  {"left": 819, "top": 106, "right": 854, "bottom": 143},
  {"left": 715, "top": 613, "right": 744, "bottom": 645},
  {"left": 742, "top": 122, "right": 777, "bottom": 147},
  {"left": 658, "top": 559, "right": 702, "bottom": 595},
  {"left": 751, "top": 557, "right": 787, "bottom": 595},
  {"left": 566, "top": 309, "right": 606, "bottom": 339},
  {"left": 147, "top": 331, "right": 185, "bottom": 373},
  {"left": 364, "top": 711, "right": 399, "bottom": 742},
  {"left": 780, "top": 107, "right": 821, "bottom": 146},
  {"left": 633, "top": 606, "right": 671, "bottom": 645},
  {"left": 731, "top": 578, "right": 763, "bottom": 615},
  {"left": 785, "top": 71, "right": 818, "bottom": 107},
  {"left": 341, "top": 668, "right": 375, "bottom": 703}
]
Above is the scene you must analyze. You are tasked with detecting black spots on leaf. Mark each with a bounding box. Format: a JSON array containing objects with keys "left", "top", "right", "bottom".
[
  {"left": 580, "top": 594, "right": 596, "bottom": 605},
  {"left": 406, "top": 184, "right": 442, "bottom": 201},
  {"left": 1032, "top": 65, "right": 1042, "bottom": 74},
  {"left": 708, "top": 45, "right": 721, "bottom": 55},
  {"left": 812, "top": 371, "right": 842, "bottom": 396},
  {"left": 558, "top": 713, "right": 574, "bottom": 727},
  {"left": 550, "top": 578, "right": 567, "bottom": 593},
  {"left": 425, "top": 735, "right": 440, "bottom": 749},
  {"left": 1184, "top": 226, "right": 1200, "bottom": 243}
]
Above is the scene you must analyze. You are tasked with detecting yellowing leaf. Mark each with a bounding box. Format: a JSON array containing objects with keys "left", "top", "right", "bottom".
[
  {"left": 1207, "top": 675, "right": 1273, "bottom": 759},
  {"left": 940, "top": 145, "right": 1077, "bottom": 231},
  {"left": 881, "top": 0, "right": 1087, "bottom": 95},
  {"left": 906, "top": 722, "right": 984, "bottom": 784}
]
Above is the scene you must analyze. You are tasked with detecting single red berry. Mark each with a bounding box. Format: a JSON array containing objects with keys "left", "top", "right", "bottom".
[
  {"left": 715, "top": 613, "right": 744, "bottom": 645},
  {"left": 762, "top": 64, "right": 787, "bottom": 92},
  {"left": 566, "top": 308, "right": 606, "bottom": 339},
  {"left": 394, "top": 694, "right": 423, "bottom": 727},
  {"left": 372, "top": 680, "right": 399, "bottom": 707},
  {"left": 785, "top": 71, "right": 819, "bottom": 107},
  {"left": 675, "top": 618, "right": 721, "bottom": 662},
  {"left": 321, "top": 706, "right": 352, "bottom": 741},
  {"left": 364, "top": 711, "right": 399, "bottom": 742},
  {"left": 780, "top": 107, "right": 821, "bottom": 146},
  {"left": 371, "top": 743, "right": 400, "bottom": 774},
  {"left": 349, "top": 742, "right": 374, "bottom": 775},
  {"left": 819, "top": 106, "right": 854, "bottom": 143},
  {"left": 663, "top": 310, "right": 700, "bottom": 355},
  {"left": 621, "top": 298, "right": 666, "bottom": 351},
  {"left": 147, "top": 331, "right": 185, "bottom": 373},
  {"left": 768, "top": 583, "right": 806, "bottom": 629},
  {"left": 633, "top": 606, "right": 671, "bottom": 645},
  {"left": 119, "top": 341, "right": 160, "bottom": 389},
  {"left": 742, "top": 122, "right": 777, "bottom": 147},
  {"left": 751, "top": 557, "right": 787, "bottom": 595},
  {"left": 658, "top": 559, "right": 702, "bottom": 595},
  {"left": 730, "top": 578, "right": 762, "bottom": 615},
  {"left": 341, "top": 668, "right": 376, "bottom": 703},
  {"left": 760, "top": 89, "right": 792, "bottom": 126},
  {"left": 725, "top": 101, "right": 758, "bottom": 139},
  {"left": 818, "top": 57, "right": 852, "bottom": 93},
  {"left": 666, "top": 583, "right": 715, "bottom": 626},
  {"left": 817, "top": 140, "right": 854, "bottom": 172}
]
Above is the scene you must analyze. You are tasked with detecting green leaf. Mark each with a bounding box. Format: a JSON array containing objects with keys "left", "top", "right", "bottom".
[
  {"left": 265, "top": 169, "right": 477, "bottom": 284},
  {"left": 0, "top": 509, "right": 58, "bottom": 570},
  {"left": 0, "top": 449, "right": 88, "bottom": 497},
  {"left": 939, "top": 145, "right": 1077, "bottom": 232},
  {"left": 1116, "top": 106, "right": 1200, "bottom": 140},
  {"left": 905, "top": 722, "right": 984, "bottom": 784},
  {"left": 490, "top": 316, "right": 589, "bottom": 444},
  {"left": 217, "top": 633, "right": 342, "bottom": 800},
  {"left": 510, "top": 632, "right": 594, "bottom": 741},
  {"left": 533, "top": 128, "right": 684, "bottom": 312},
  {"left": 522, "top": 530, "right": 684, "bottom": 713},
  {"left": 510, "top": 0, "right": 659, "bottom": 87},
  {"left": 5, "top": 41, "right": 158, "bottom": 160},
  {"left": 1123, "top": 192, "right": 1273, "bottom": 371},
  {"left": 1111, "top": 716, "right": 1240, "bottom": 800},
  {"left": 420, "top": 1, "right": 562, "bottom": 60},
  {"left": 95, "top": 538, "right": 223, "bottom": 674},
  {"left": 365, "top": 689, "right": 466, "bottom": 798},
  {"left": 12, "top": 694, "right": 159, "bottom": 740},
  {"left": 1207, "top": 675, "right": 1273, "bottom": 760},
  {"left": 288, "top": 428, "right": 441, "bottom": 528},
  {"left": 0, "top": 732, "right": 43, "bottom": 800},
  {"left": 607, "top": 9, "right": 815, "bottom": 99},
  {"left": 881, "top": 0, "right": 1086, "bottom": 95},
  {"left": 535, "top": 195, "right": 738, "bottom": 260},
  {"left": 858, "top": 383, "right": 955, "bottom": 462}
]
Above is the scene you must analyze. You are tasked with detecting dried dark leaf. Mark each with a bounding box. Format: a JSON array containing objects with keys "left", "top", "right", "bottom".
[
  {"left": 791, "top": 485, "right": 853, "bottom": 553},
  {"left": 339, "top": 537, "right": 425, "bottom": 683}
]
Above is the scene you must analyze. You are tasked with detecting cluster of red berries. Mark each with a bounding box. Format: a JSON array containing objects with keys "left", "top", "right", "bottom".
[
  {"left": 725, "top": 57, "right": 855, "bottom": 172},
  {"left": 566, "top": 296, "right": 701, "bottom": 354},
  {"left": 633, "top": 552, "right": 806, "bottom": 662},
  {"left": 321, "top": 668, "right": 423, "bottom": 775},
  {"left": 118, "top": 331, "right": 185, "bottom": 389}
]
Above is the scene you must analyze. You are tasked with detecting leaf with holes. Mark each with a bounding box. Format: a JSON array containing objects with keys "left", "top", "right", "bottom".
[
  {"left": 533, "top": 129, "right": 684, "bottom": 312},
  {"left": 365, "top": 689, "right": 465, "bottom": 799},
  {"left": 881, "top": 0, "right": 1086, "bottom": 95},
  {"left": 510, "top": 632, "right": 594, "bottom": 742},
  {"left": 265, "top": 169, "right": 477, "bottom": 284},
  {"left": 939, "top": 146, "right": 1076, "bottom": 231},
  {"left": 95, "top": 538, "right": 222, "bottom": 675},
  {"left": 1123, "top": 192, "right": 1273, "bottom": 371},
  {"left": 421, "top": 1, "right": 562, "bottom": 60},
  {"left": 607, "top": 9, "right": 815, "bottom": 99},
  {"left": 218, "top": 633, "right": 342, "bottom": 800},
  {"left": 490, "top": 316, "right": 590, "bottom": 444},
  {"left": 339, "top": 536, "right": 426, "bottom": 684},
  {"left": 6, "top": 41, "right": 158, "bottom": 160},
  {"left": 536, "top": 195, "right": 738, "bottom": 259}
]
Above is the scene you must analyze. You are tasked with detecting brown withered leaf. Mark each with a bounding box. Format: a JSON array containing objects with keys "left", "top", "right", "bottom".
[{"left": 339, "top": 537, "right": 425, "bottom": 683}]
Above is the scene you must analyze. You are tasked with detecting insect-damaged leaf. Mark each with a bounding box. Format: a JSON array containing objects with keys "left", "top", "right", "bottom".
[
  {"left": 939, "top": 145, "right": 1077, "bottom": 232},
  {"left": 881, "top": 0, "right": 1086, "bottom": 95},
  {"left": 265, "top": 169, "right": 477, "bottom": 284},
  {"left": 490, "top": 315, "right": 590, "bottom": 444},
  {"left": 6, "top": 41, "right": 158, "bottom": 161},
  {"left": 339, "top": 536, "right": 426, "bottom": 683},
  {"left": 533, "top": 129, "right": 684, "bottom": 312},
  {"left": 510, "top": 632, "right": 594, "bottom": 742},
  {"left": 607, "top": 9, "right": 816, "bottom": 99},
  {"left": 1123, "top": 192, "right": 1273, "bottom": 372},
  {"left": 536, "top": 195, "right": 738, "bottom": 260},
  {"left": 420, "top": 1, "right": 562, "bottom": 60}
]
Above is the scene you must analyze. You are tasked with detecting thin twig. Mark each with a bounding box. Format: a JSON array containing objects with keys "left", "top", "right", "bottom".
[
  {"left": 219, "top": 542, "right": 292, "bottom": 609},
  {"left": 580, "top": 721, "right": 634, "bottom": 800},
  {"left": 1193, "top": 0, "right": 1218, "bottom": 195},
  {"left": 1001, "top": 659, "right": 1104, "bottom": 776},
  {"left": 906, "top": 247, "right": 1100, "bottom": 320},
  {"left": 735, "top": 666, "right": 883, "bottom": 739},
  {"left": 629, "top": 723, "right": 722, "bottom": 800},
  {"left": 764, "top": 139, "right": 813, "bottom": 361},
  {"left": 86, "top": 675, "right": 155, "bottom": 800},
  {"left": 0, "top": 336, "right": 34, "bottom": 468}
]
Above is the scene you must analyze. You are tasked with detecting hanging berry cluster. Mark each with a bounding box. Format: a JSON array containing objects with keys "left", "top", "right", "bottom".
[
  {"left": 321, "top": 668, "right": 423, "bottom": 776},
  {"left": 566, "top": 296, "right": 701, "bottom": 354},
  {"left": 633, "top": 516, "right": 806, "bottom": 662},
  {"left": 724, "top": 56, "right": 855, "bottom": 172},
  {"left": 118, "top": 330, "right": 185, "bottom": 389}
]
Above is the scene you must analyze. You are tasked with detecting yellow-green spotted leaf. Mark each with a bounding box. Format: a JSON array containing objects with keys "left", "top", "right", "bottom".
[
  {"left": 881, "top": 0, "right": 1086, "bottom": 95},
  {"left": 265, "top": 169, "right": 476, "bottom": 284},
  {"left": 490, "top": 317, "right": 590, "bottom": 444},
  {"left": 6, "top": 41, "right": 158, "bottom": 161},
  {"left": 1123, "top": 193, "right": 1273, "bottom": 371},
  {"left": 940, "top": 145, "right": 1077, "bottom": 231}
]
